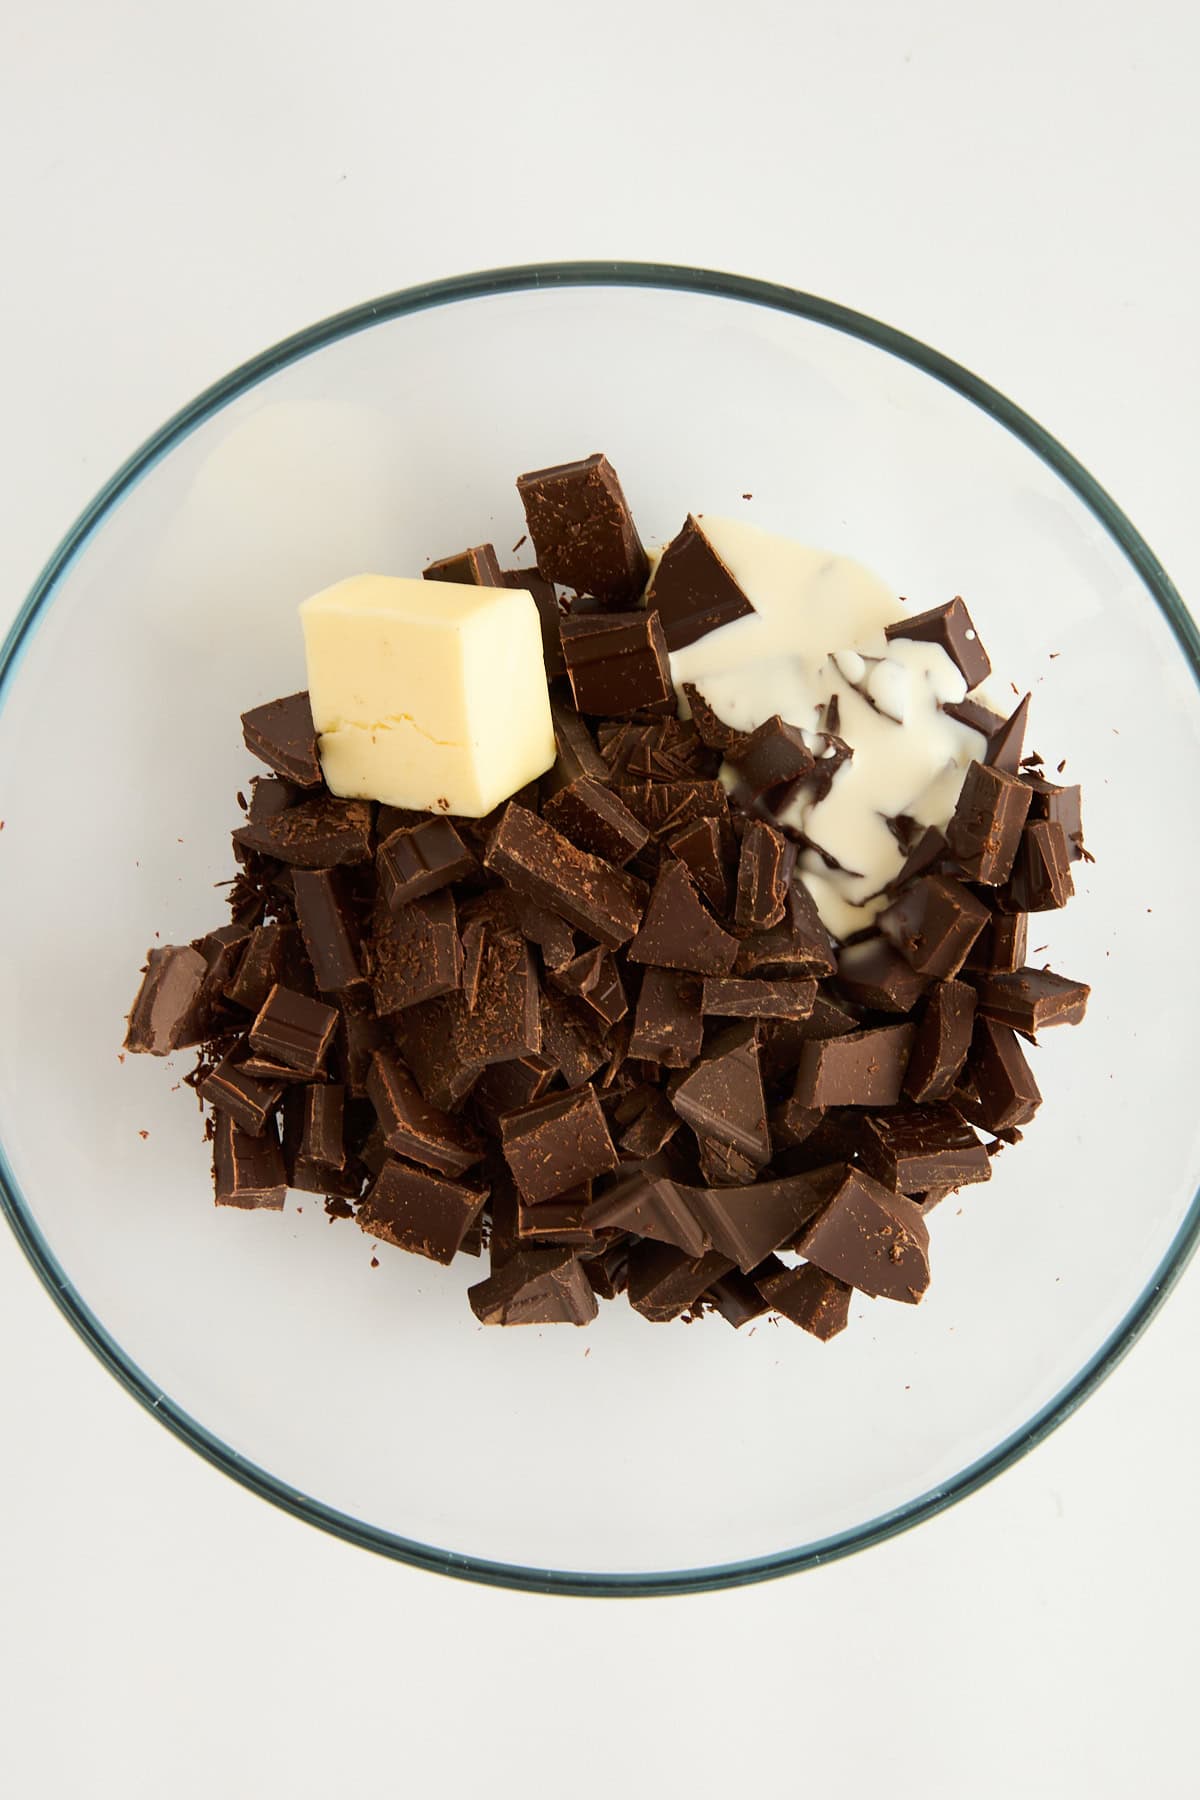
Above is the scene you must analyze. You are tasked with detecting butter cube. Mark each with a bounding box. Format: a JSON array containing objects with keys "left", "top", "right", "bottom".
[{"left": 301, "top": 574, "right": 555, "bottom": 817}]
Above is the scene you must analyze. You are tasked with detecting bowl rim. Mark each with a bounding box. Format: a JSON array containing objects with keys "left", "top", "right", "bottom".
[{"left": 2, "top": 260, "right": 1198, "bottom": 1598}]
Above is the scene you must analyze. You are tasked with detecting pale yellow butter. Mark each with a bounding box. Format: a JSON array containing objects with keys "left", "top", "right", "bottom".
[{"left": 300, "top": 574, "right": 555, "bottom": 816}]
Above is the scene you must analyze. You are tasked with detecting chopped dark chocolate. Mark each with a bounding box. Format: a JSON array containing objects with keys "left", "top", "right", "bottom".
[
  {"left": 986, "top": 693, "right": 1030, "bottom": 775},
  {"left": 299, "top": 1081, "right": 346, "bottom": 1170},
  {"left": 955, "top": 1016, "right": 1042, "bottom": 1132},
  {"left": 791, "top": 1023, "right": 914, "bottom": 1108},
  {"left": 701, "top": 1173, "right": 825, "bottom": 1271},
  {"left": 904, "top": 978, "right": 976, "bottom": 1102},
  {"left": 472, "top": 1053, "right": 555, "bottom": 1125},
  {"left": 503, "top": 566, "right": 566, "bottom": 678},
  {"left": 628, "top": 860, "right": 738, "bottom": 975},
  {"left": 696, "top": 1138, "right": 761, "bottom": 1188},
  {"left": 878, "top": 874, "right": 990, "bottom": 979},
  {"left": 226, "top": 923, "right": 300, "bottom": 1014},
  {"left": 945, "top": 762, "right": 1032, "bottom": 885},
  {"left": 615, "top": 778, "right": 729, "bottom": 840},
  {"left": 358, "top": 1158, "right": 488, "bottom": 1265},
  {"left": 241, "top": 691, "right": 322, "bottom": 789},
  {"left": 666, "top": 816, "right": 732, "bottom": 913},
  {"left": 885, "top": 597, "right": 991, "bottom": 690},
  {"left": 450, "top": 925, "right": 541, "bottom": 1067},
  {"left": 460, "top": 919, "right": 487, "bottom": 1009},
  {"left": 539, "top": 991, "right": 606, "bottom": 1087},
  {"left": 836, "top": 939, "right": 928, "bottom": 1014},
  {"left": 618, "top": 1091, "right": 681, "bottom": 1158},
  {"left": 560, "top": 610, "right": 673, "bottom": 717},
  {"left": 423, "top": 543, "right": 506, "bottom": 586},
  {"left": 367, "top": 1051, "right": 483, "bottom": 1176},
  {"left": 468, "top": 1247, "right": 599, "bottom": 1325},
  {"left": 125, "top": 944, "right": 210, "bottom": 1054},
  {"left": 549, "top": 947, "right": 629, "bottom": 1029},
  {"left": 199, "top": 1055, "right": 284, "bottom": 1136},
  {"left": 627, "top": 1242, "right": 736, "bottom": 1322},
  {"left": 701, "top": 977, "right": 816, "bottom": 1020},
  {"left": 857, "top": 1105, "right": 991, "bottom": 1194},
  {"left": 644, "top": 515, "right": 755, "bottom": 652},
  {"left": 629, "top": 967, "right": 705, "bottom": 1067},
  {"left": 886, "top": 825, "right": 947, "bottom": 894},
  {"left": 942, "top": 696, "right": 1007, "bottom": 739},
  {"left": 500, "top": 1084, "right": 620, "bottom": 1204},
  {"left": 758, "top": 1261, "right": 852, "bottom": 1339},
  {"left": 213, "top": 1112, "right": 287, "bottom": 1211},
  {"left": 367, "top": 889, "right": 463, "bottom": 1015},
  {"left": 797, "top": 1168, "right": 930, "bottom": 1304},
  {"left": 734, "top": 883, "right": 837, "bottom": 981},
  {"left": 727, "top": 715, "right": 815, "bottom": 793},
  {"left": 546, "top": 701, "right": 609, "bottom": 790},
  {"left": 963, "top": 909, "right": 1028, "bottom": 975},
  {"left": 705, "top": 1265, "right": 772, "bottom": 1328},
  {"left": 681, "top": 684, "right": 751, "bottom": 755},
  {"left": 377, "top": 818, "right": 476, "bottom": 909},
  {"left": 734, "top": 820, "right": 792, "bottom": 932},
  {"left": 1002, "top": 820, "right": 1075, "bottom": 912},
  {"left": 484, "top": 803, "right": 643, "bottom": 950},
  {"left": 248, "top": 984, "right": 338, "bottom": 1077},
  {"left": 1022, "top": 774, "right": 1086, "bottom": 861},
  {"left": 542, "top": 778, "right": 650, "bottom": 867},
  {"left": 770, "top": 1096, "right": 825, "bottom": 1148},
  {"left": 335, "top": 989, "right": 386, "bottom": 1096},
  {"left": 971, "top": 967, "right": 1090, "bottom": 1037},
  {"left": 292, "top": 868, "right": 362, "bottom": 991},
  {"left": 233, "top": 795, "right": 373, "bottom": 869},
  {"left": 586, "top": 1159, "right": 708, "bottom": 1257},
  {"left": 671, "top": 1023, "right": 769, "bottom": 1166},
  {"left": 516, "top": 454, "right": 648, "bottom": 606}
]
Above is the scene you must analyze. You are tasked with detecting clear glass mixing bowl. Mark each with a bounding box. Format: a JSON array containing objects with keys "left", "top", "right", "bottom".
[{"left": 1, "top": 264, "right": 1197, "bottom": 1595}]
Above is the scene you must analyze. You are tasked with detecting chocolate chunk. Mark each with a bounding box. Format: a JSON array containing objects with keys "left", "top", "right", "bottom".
[
  {"left": 367, "top": 889, "right": 463, "bottom": 1014},
  {"left": 701, "top": 977, "right": 816, "bottom": 1020},
  {"left": 468, "top": 1247, "right": 599, "bottom": 1325},
  {"left": 791, "top": 1023, "right": 914, "bottom": 1107},
  {"left": 904, "top": 978, "right": 976, "bottom": 1102},
  {"left": 298, "top": 1081, "right": 346, "bottom": 1169},
  {"left": 550, "top": 947, "right": 628, "bottom": 1028},
  {"left": 671, "top": 1023, "right": 769, "bottom": 1165},
  {"left": 582, "top": 1239, "right": 631, "bottom": 1300},
  {"left": 705, "top": 1265, "right": 772, "bottom": 1328},
  {"left": 770, "top": 1096, "right": 825, "bottom": 1148},
  {"left": 680, "top": 683, "right": 750, "bottom": 755},
  {"left": 628, "top": 861, "right": 738, "bottom": 975},
  {"left": 238, "top": 1053, "right": 323, "bottom": 1086},
  {"left": 586, "top": 1161, "right": 709, "bottom": 1257},
  {"left": 885, "top": 597, "right": 991, "bottom": 690},
  {"left": 233, "top": 795, "right": 373, "bottom": 868},
  {"left": 503, "top": 566, "right": 566, "bottom": 679},
  {"left": 618, "top": 1092, "right": 681, "bottom": 1158},
  {"left": 472, "top": 1053, "right": 555, "bottom": 1125},
  {"left": 1003, "top": 820, "right": 1075, "bottom": 911},
  {"left": 765, "top": 1263, "right": 853, "bottom": 1338},
  {"left": 945, "top": 762, "right": 1032, "bottom": 885},
  {"left": 615, "top": 779, "right": 729, "bottom": 839},
  {"left": 539, "top": 991, "right": 606, "bottom": 1087},
  {"left": 125, "top": 944, "right": 210, "bottom": 1054},
  {"left": 885, "top": 825, "right": 948, "bottom": 894},
  {"left": 734, "top": 883, "right": 837, "bottom": 981},
  {"left": 878, "top": 874, "right": 990, "bottom": 979},
  {"left": 358, "top": 1158, "right": 488, "bottom": 1265},
  {"left": 500, "top": 1084, "right": 620, "bottom": 1203},
  {"left": 971, "top": 967, "right": 1090, "bottom": 1037},
  {"left": 423, "top": 543, "right": 505, "bottom": 586},
  {"left": 542, "top": 778, "right": 650, "bottom": 866},
  {"left": 226, "top": 924, "right": 299, "bottom": 1013},
  {"left": 955, "top": 1017, "right": 1042, "bottom": 1132},
  {"left": 797, "top": 1168, "right": 930, "bottom": 1303},
  {"left": 986, "top": 693, "right": 1030, "bottom": 775},
  {"left": 942, "top": 696, "right": 1007, "bottom": 739},
  {"left": 836, "top": 939, "right": 928, "bottom": 1014},
  {"left": 247, "top": 774, "right": 301, "bottom": 822},
  {"left": 857, "top": 1105, "right": 991, "bottom": 1194},
  {"left": 248, "top": 984, "right": 338, "bottom": 1077},
  {"left": 481, "top": 889, "right": 579, "bottom": 973},
  {"left": 546, "top": 701, "right": 609, "bottom": 790},
  {"left": 644, "top": 515, "right": 755, "bottom": 652},
  {"left": 367, "top": 1050, "right": 482, "bottom": 1176},
  {"left": 241, "top": 691, "right": 322, "bottom": 789},
  {"left": 483, "top": 803, "right": 643, "bottom": 950},
  {"left": 515, "top": 1186, "right": 601, "bottom": 1246},
  {"left": 734, "top": 820, "right": 792, "bottom": 932},
  {"left": 963, "top": 910, "right": 1028, "bottom": 975},
  {"left": 620, "top": 719, "right": 716, "bottom": 782},
  {"left": 629, "top": 967, "right": 704, "bottom": 1066},
  {"left": 667, "top": 816, "right": 732, "bottom": 913},
  {"left": 378, "top": 818, "right": 476, "bottom": 909},
  {"left": 1022, "top": 775, "right": 1086, "bottom": 862},
  {"left": 627, "top": 1242, "right": 736, "bottom": 1322},
  {"left": 728, "top": 716, "right": 815, "bottom": 793},
  {"left": 460, "top": 920, "right": 487, "bottom": 1009},
  {"left": 516, "top": 454, "right": 648, "bottom": 606},
  {"left": 213, "top": 1111, "right": 287, "bottom": 1211},
  {"left": 701, "top": 1174, "right": 825, "bottom": 1270},
  {"left": 334, "top": 989, "right": 386, "bottom": 1096},
  {"left": 450, "top": 926, "right": 541, "bottom": 1067},
  {"left": 696, "top": 1138, "right": 761, "bottom": 1188},
  {"left": 199, "top": 1055, "right": 283, "bottom": 1136},
  {"left": 560, "top": 610, "right": 673, "bottom": 717},
  {"left": 292, "top": 868, "right": 362, "bottom": 992}
]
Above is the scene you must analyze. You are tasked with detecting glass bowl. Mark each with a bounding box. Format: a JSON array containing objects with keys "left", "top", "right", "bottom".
[{"left": 2, "top": 264, "right": 1198, "bottom": 1598}]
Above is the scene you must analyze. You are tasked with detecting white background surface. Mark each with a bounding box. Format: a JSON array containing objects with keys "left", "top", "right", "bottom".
[{"left": 1, "top": 3, "right": 1197, "bottom": 1795}]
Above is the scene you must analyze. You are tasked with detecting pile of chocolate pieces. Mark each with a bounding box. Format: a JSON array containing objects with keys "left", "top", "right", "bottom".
[{"left": 125, "top": 454, "right": 1089, "bottom": 1337}]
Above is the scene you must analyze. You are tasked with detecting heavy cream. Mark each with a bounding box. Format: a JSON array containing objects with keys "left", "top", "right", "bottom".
[{"left": 665, "top": 516, "right": 988, "bottom": 937}]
